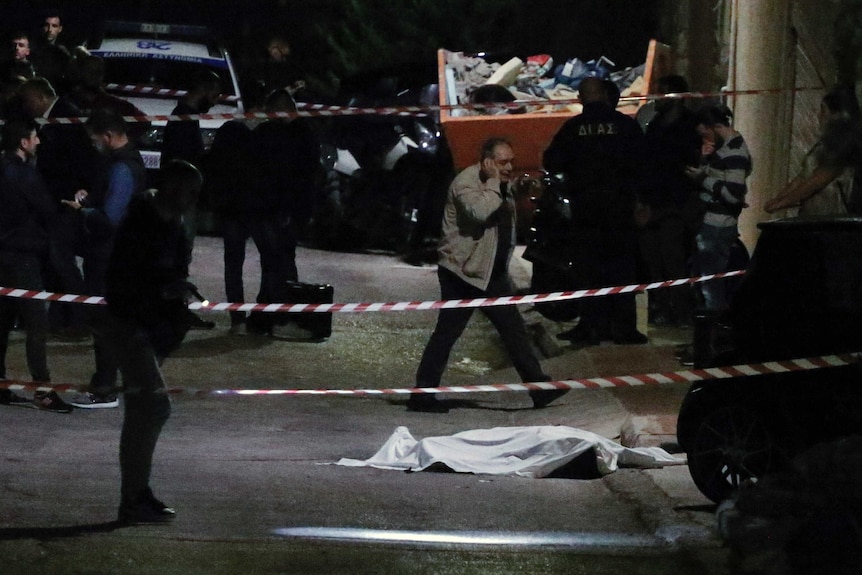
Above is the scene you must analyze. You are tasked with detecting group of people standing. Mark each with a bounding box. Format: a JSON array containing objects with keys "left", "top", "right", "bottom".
[
  {"left": 408, "top": 75, "right": 757, "bottom": 411},
  {"left": 0, "top": 14, "right": 319, "bottom": 525},
  {"left": 412, "top": 76, "right": 862, "bottom": 414}
]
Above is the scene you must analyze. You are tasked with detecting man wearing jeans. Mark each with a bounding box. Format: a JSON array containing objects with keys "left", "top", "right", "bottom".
[
  {"left": 409, "top": 138, "right": 565, "bottom": 413},
  {"left": 67, "top": 108, "right": 146, "bottom": 409},
  {"left": 685, "top": 104, "right": 752, "bottom": 312},
  {"left": 103, "top": 159, "right": 202, "bottom": 524}
]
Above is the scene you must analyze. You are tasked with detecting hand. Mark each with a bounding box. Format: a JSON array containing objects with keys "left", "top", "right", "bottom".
[
  {"left": 61, "top": 190, "right": 88, "bottom": 211},
  {"left": 684, "top": 166, "right": 702, "bottom": 180},
  {"left": 60, "top": 199, "right": 83, "bottom": 210}
]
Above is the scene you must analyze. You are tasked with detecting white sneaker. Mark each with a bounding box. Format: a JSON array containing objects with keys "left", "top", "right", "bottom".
[{"left": 70, "top": 392, "right": 119, "bottom": 409}]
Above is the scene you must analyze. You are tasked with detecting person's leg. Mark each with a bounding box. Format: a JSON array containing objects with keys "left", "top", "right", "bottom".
[
  {"left": 0, "top": 256, "right": 18, "bottom": 380},
  {"left": 47, "top": 212, "right": 87, "bottom": 333},
  {"left": 415, "top": 268, "right": 475, "bottom": 388},
  {"left": 83, "top": 245, "right": 120, "bottom": 398},
  {"left": 694, "top": 224, "right": 736, "bottom": 312},
  {"left": 481, "top": 273, "right": 547, "bottom": 382},
  {"left": 0, "top": 254, "right": 51, "bottom": 381},
  {"left": 278, "top": 216, "right": 299, "bottom": 284},
  {"left": 657, "top": 215, "right": 694, "bottom": 324},
  {"left": 410, "top": 268, "right": 476, "bottom": 412},
  {"left": 249, "top": 217, "right": 287, "bottom": 332},
  {"left": 112, "top": 318, "right": 174, "bottom": 522},
  {"left": 640, "top": 221, "right": 671, "bottom": 324},
  {"left": 222, "top": 215, "right": 250, "bottom": 329},
  {"left": 481, "top": 273, "right": 566, "bottom": 408}
]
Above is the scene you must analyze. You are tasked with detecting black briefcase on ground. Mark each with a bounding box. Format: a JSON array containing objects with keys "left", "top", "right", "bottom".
[{"left": 283, "top": 281, "right": 333, "bottom": 340}]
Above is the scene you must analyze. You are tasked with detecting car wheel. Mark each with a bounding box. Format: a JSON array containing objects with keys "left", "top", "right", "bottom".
[{"left": 687, "top": 405, "right": 778, "bottom": 503}]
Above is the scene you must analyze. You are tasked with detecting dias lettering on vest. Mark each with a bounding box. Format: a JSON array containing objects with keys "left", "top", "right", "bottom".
[{"left": 577, "top": 123, "right": 617, "bottom": 136}]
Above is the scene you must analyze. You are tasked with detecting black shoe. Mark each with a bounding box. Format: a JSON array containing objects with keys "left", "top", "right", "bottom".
[
  {"left": 529, "top": 388, "right": 569, "bottom": 409},
  {"left": 406, "top": 395, "right": 449, "bottom": 413},
  {"left": 678, "top": 350, "right": 696, "bottom": 367},
  {"left": 118, "top": 488, "right": 176, "bottom": 525},
  {"left": 674, "top": 343, "right": 692, "bottom": 359},
  {"left": 187, "top": 311, "right": 215, "bottom": 331},
  {"left": 0, "top": 388, "right": 31, "bottom": 407},
  {"left": 613, "top": 330, "right": 649, "bottom": 345},
  {"left": 32, "top": 391, "right": 73, "bottom": 413}
]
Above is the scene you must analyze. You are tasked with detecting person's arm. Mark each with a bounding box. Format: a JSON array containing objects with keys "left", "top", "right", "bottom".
[
  {"left": 101, "top": 163, "right": 135, "bottom": 226},
  {"left": 71, "top": 163, "right": 136, "bottom": 230},
  {"left": 686, "top": 145, "right": 750, "bottom": 209},
  {"left": 764, "top": 166, "right": 841, "bottom": 213},
  {"left": 451, "top": 173, "right": 505, "bottom": 226}
]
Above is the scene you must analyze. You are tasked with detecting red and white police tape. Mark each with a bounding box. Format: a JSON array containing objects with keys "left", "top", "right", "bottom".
[
  {"left": 0, "top": 269, "right": 745, "bottom": 314},
  {"left": 7, "top": 85, "right": 826, "bottom": 125},
  {"left": 0, "top": 353, "right": 857, "bottom": 398}
]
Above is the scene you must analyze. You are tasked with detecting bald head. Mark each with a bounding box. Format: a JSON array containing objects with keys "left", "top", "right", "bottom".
[{"left": 578, "top": 77, "right": 607, "bottom": 105}]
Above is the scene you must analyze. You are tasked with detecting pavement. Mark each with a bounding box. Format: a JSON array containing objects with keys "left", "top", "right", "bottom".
[{"left": 0, "top": 238, "right": 730, "bottom": 575}]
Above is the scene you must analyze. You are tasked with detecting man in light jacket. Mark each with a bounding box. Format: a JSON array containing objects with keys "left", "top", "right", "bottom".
[{"left": 409, "top": 137, "right": 567, "bottom": 413}]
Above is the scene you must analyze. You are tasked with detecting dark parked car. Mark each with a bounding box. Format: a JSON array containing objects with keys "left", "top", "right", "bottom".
[{"left": 676, "top": 216, "right": 862, "bottom": 503}]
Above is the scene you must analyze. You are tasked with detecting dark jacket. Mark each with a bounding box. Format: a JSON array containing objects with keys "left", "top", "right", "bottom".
[
  {"left": 642, "top": 106, "right": 702, "bottom": 211},
  {"left": 161, "top": 100, "right": 205, "bottom": 167},
  {"left": 105, "top": 192, "right": 191, "bottom": 357},
  {"left": 36, "top": 97, "right": 99, "bottom": 202},
  {"left": 0, "top": 153, "right": 57, "bottom": 257},
  {"left": 253, "top": 118, "right": 320, "bottom": 226},
  {"left": 543, "top": 101, "right": 645, "bottom": 194},
  {"left": 202, "top": 119, "right": 259, "bottom": 214}
]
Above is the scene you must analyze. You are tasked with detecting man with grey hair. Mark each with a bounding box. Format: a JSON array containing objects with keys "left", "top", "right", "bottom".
[{"left": 409, "top": 137, "right": 565, "bottom": 413}]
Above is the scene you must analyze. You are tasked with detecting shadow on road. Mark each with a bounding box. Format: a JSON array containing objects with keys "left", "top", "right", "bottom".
[{"left": 0, "top": 522, "right": 122, "bottom": 541}]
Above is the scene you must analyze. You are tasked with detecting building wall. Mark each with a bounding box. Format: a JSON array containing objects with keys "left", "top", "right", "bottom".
[{"left": 665, "top": 0, "right": 847, "bottom": 249}]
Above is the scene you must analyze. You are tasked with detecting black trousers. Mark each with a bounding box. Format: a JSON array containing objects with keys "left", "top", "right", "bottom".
[{"left": 415, "top": 266, "right": 547, "bottom": 388}]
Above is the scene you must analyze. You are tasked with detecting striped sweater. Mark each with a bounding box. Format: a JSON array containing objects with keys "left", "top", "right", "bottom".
[{"left": 698, "top": 133, "right": 752, "bottom": 227}]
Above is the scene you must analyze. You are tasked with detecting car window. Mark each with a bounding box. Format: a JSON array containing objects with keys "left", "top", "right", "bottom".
[{"left": 99, "top": 58, "right": 237, "bottom": 98}]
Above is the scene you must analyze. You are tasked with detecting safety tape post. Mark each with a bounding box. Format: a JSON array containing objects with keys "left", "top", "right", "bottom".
[
  {"left": 0, "top": 269, "right": 745, "bottom": 314},
  {"left": 0, "top": 353, "right": 857, "bottom": 398}
]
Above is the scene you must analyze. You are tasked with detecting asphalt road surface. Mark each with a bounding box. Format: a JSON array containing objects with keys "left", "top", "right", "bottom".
[{"left": 0, "top": 238, "right": 733, "bottom": 575}]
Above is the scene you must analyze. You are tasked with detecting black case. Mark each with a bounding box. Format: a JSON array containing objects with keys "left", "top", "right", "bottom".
[{"left": 285, "top": 281, "right": 333, "bottom": 340}]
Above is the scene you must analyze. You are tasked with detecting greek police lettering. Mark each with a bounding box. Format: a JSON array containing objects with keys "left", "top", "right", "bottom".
[
  {"left": 577, "top": 123, "right": 617, "bottom": 136},
  {"left": 137, "top": 40, "right": 172, "bottom": 50}
]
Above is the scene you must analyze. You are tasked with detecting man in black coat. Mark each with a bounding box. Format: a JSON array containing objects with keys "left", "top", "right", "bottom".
[
  {"left": 543, "top": 77, "right": 648, "bottom": 346},
  {"left": 0, "top": 118, "right": 71, "bottom": 412},
  {"left": 246, "top": 88, "right": 321, "bottom": 338},
  {"left": 103, "top": 159, "right": 202, "bottom": 524},
  {"left": 160, "top": 69, "right": 222, "bottom": 330},
  {"left": 18, "top": 77, "right": 98, "bottom": 337}
]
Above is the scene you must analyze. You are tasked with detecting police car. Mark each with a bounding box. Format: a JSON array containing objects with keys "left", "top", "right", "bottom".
[{"left": 87, "top": 21, "right": 244, "bottom": 170}]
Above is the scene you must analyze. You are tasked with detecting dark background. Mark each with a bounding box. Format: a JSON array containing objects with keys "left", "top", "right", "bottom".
[{"left": 0, "top": 0, "right": 665, "bottom": 97}]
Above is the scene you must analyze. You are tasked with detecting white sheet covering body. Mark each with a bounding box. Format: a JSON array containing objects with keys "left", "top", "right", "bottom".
[{"left": 337, "top": 426, "right": 686, "bottom": 478}]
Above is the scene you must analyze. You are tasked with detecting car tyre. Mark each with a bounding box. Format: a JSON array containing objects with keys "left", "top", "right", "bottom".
[{"left": 687, "top": 405, "right": 779, "bottom": 503}]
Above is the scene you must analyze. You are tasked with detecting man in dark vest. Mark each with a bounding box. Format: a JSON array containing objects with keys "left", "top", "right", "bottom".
[{"left": 543, "top": 77, "right": 648, "bottom": 346}]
